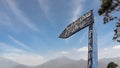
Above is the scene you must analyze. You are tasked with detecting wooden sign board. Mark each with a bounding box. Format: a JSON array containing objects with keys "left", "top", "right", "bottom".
[{"left": 59, "top": 10, "right": 94, "bottom": 38}]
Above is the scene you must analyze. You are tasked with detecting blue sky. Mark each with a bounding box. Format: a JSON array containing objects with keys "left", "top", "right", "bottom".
[{"left": 0, "top": 0, "right": 120, "bottom": 66}]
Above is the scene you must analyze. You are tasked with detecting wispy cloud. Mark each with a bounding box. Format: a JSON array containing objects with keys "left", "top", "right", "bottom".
[
  {"left": 38, "top": 0, "right": 53, "bottom": 23},
  {"left": 3, "top": 53, "right": 45, "bottom": 66},
  {"left": 70, "top": 0, "right": 85, "bottom": 22},
  {"left": 0, "top": 42, "right": 25, "bottom": 53},
  {"left": 4, "top": 0, "right": 39, "bottom": 32},
  {"left": 0, "top": 12, "right": 21, "bottom": 32},
  {"left": 0, "top": 12, "right": 12, "bottom": 27},
  {"left": 8, "top": 35, "right": 31, "bottom": 51},
  {"left": 0, "top": 42, "right": 45, "bottom": 66},
  {"left": 38, "top": 0, "right": 49, "bottom": 17},
  {"left": 71, "top": 6, "right": 82, "bottom": 22}
]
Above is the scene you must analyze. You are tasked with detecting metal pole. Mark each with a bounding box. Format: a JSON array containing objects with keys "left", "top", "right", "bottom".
[
  {"left": 88, "top": 23, "right": 98, "bottom": 68},
  {"left": 88, "top": 24, "right": 93, "bottom": 68}
]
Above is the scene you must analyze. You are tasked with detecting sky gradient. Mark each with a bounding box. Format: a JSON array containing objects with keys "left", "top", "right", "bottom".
[{"left": 0, "top": 0, "right": 120, "bottom": 66}]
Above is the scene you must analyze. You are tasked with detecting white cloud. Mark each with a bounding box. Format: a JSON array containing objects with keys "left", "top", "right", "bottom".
[
  {"left": 73, "top": 45, "right": 120, "bottom": 60},
  {"left": 54, "top": 51, "right": 69, "bottom": 58},
  {"left": 97, "top": 32, "right": 120, "bottom": 58},
  {"left": 103, "top": 48, "right": 109, "bottom": 51},
  {"left": 8, "top": 35, "right": 32, "bottom": 51},
  {"left": 75, "top": 46, "right": 88, "bottom": 52},
  {"left": 55, "top": 44, "right": 120, "bottom": 60},
  {"left": 5, "top": 0, "right": 39, "bottom": 32},
  {"left": 60, "top": 51, "right": 69, "bottom": 55},
  {"left": 54, "top": 48, "right": 88, "bottom": 60},
  {"left": 3, "top": 53, "right": 45, "bottom": 66},
  {"left": 98, "top": 45, "right": 120, "bottom": 59},
  {"left": 112, "top": 45, "right": 120, "bottom": 49}
]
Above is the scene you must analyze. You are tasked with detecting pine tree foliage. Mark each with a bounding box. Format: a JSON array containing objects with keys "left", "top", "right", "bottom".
[
  {"left": 98, "top": 0, "right": 120, "bottom": 42},
  {"left": 107, "top": 62, "right": 118, "bottom": 68}
]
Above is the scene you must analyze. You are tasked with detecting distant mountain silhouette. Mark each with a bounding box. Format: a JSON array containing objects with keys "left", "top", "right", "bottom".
[
  {"left": 0, "top": 57, "right": 19, "bottom": 68},
  {"left": 33, "top": 57, "right": 87, "bottom": 68},
  {"left": 0, "top": 57, "right": 120, "bottom": 68}
]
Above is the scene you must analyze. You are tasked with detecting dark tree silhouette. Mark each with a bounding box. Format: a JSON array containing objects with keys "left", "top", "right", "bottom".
[
  {"left": 107, "top": 62, "right": 118, "bottom": 68},
  {"left": 98, "top": 0, "right": 120, "bottom": 42}
]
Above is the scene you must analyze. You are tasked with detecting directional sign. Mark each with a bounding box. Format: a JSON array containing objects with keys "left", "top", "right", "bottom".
[
  {"left": 59, "top": 10, "right": 98, "bottom": 68},
  {"left": 59, "top": 10, "right": 94, "bottom": 38}
]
